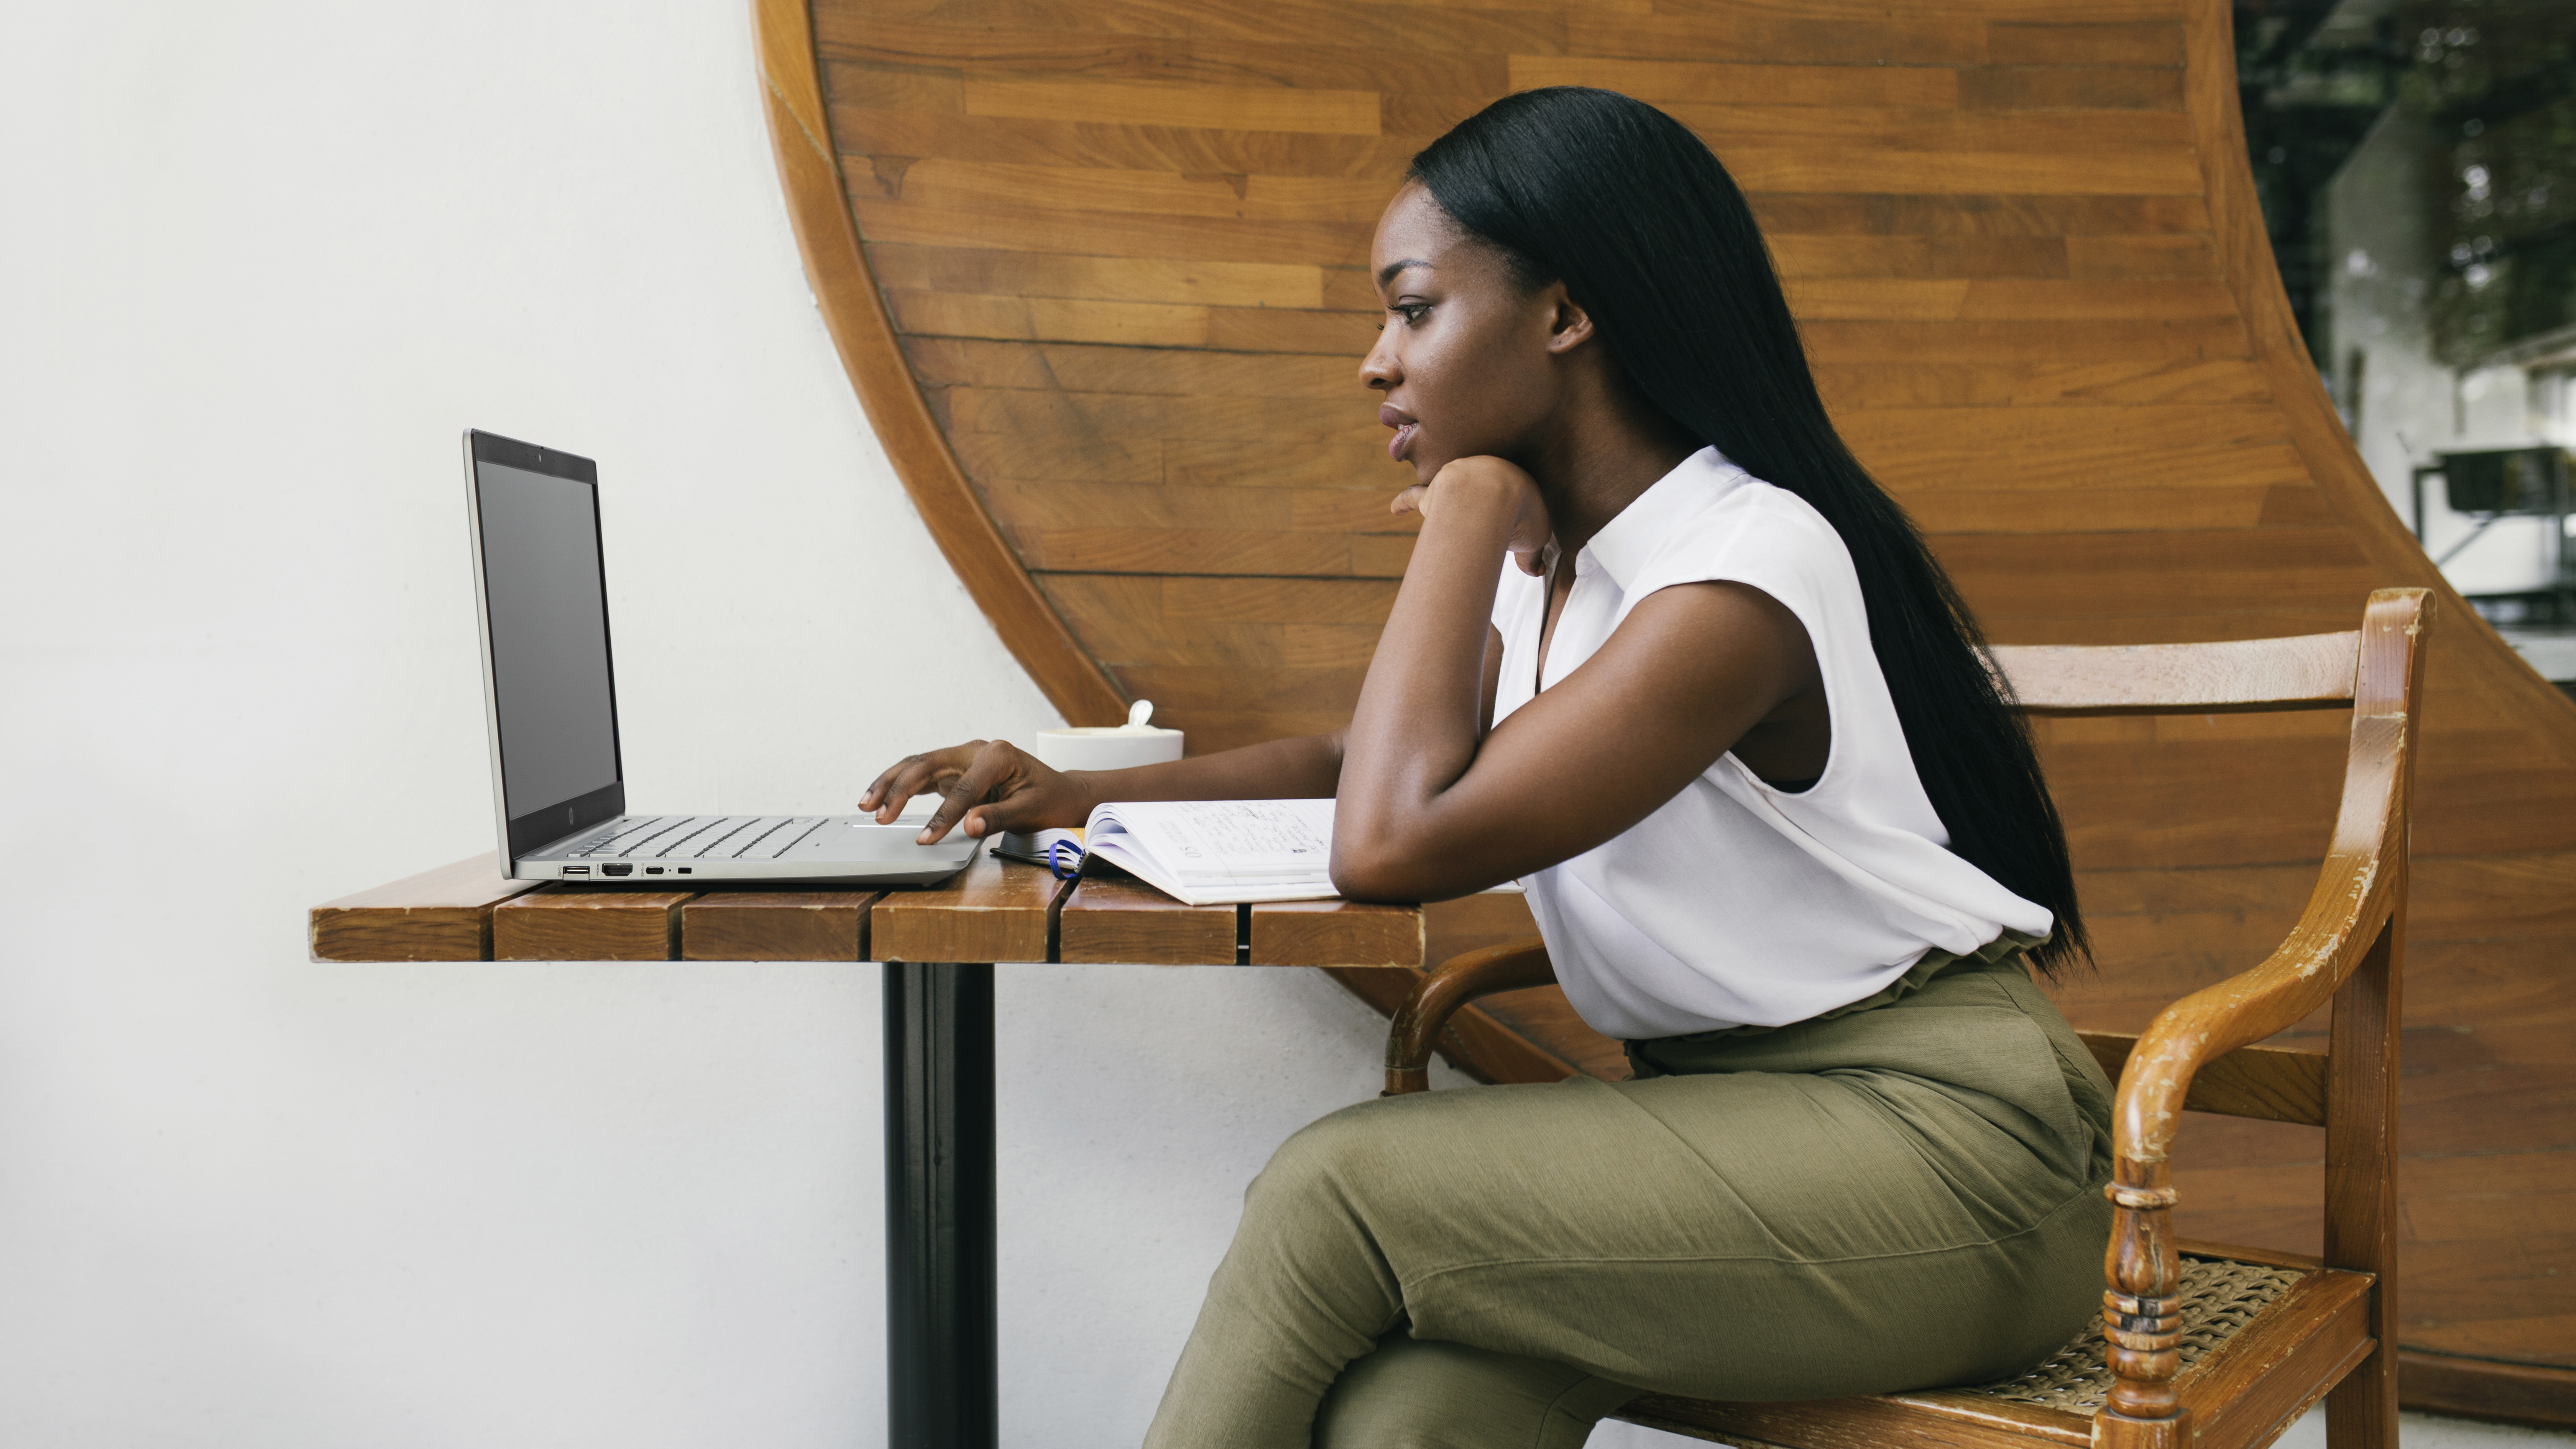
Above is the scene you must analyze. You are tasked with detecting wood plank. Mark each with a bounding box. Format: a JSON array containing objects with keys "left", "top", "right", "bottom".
[
  {"left": 1110, "top": 663, "right": 1367, "bottom": 715},
  {"left": 835, "top": 0, "right": 1568, "bottom": 55},
  {"left": 938, "top": 385, "right": 1364, "bottom": 441},
  {"left": 1988, "top": 20, "right": 2184, "bottom": 67},
  {"left": 868, "top": 242, "right": 1323, "bottom": 309},
  {"left": 1842, "top": 402, "right": 2287, "bottom": 455},
  {"left": 1665, "top": 103, "right": 2197, "bottom": 155},
  {"left": 1800, "top": 319, "right": 2251, "bottom": 364},
  {"left": 1791, "top": 278, "right": 2238, "bottom": 321},
  {"left": 1816, "top": 359, "right": 2268, "bottom": 409},
  {"left": 1774, "top": 234, "right": 2072, "bottom": 281},
  {"left": 1617, "top": 1390, "right": 2088, "bottom": 1449},
  {"left": 491, "top": 889, "right": 694, "bottom": 962},
  {"left": 1248, "top": 898, "right": 1423, "bottom": 967},
  {"left": 902, "top": 335, "right": 1357, "bottom": 398},
  {"left": 309, "top": 853, "right": 538, "bottom": 962},
  {"left": 1717, "top": 148, "right": 2206, "bottom": 197},
  {"left": 830, "top": 102, "right": 1411, "bottom": 181},
  {"left": 679, "top": 890, "right": 880, "bottom": 962},
  {"left": 1750, "top": 191, "right": 2212, "bottom": 238},
  {"left": 1201, "top": 306, "right": 1382, "bottom": 355},
  {"left": 1897, "top": 484, "right": 2270, "bottom": 535},
  {"left": 816, "top": 20, "right": 1514, "bottom": 95},
  {"left": 851, "top": 196, "right": 1374, "bottom": 268},
  {"left": 890, "top": 290, "right": 1209, "bottom": 347},
  {"left": 1507, "top": 54, "right": 1961, "bottom": 107},
  {"left": 2067, "top": 235, "right": 2226, "bottom": 280},
  {"left": 870, "top": 851, "right": 1065, "bottom": 963},
  {"left": 1994, "top": 630, "right": 2356, "bottom": 714},
  {"left": 2082, "top": 1031, "right": 2330, "bottom": 1125},
  {"left": 1566, "top": 12, "right": 1991, "bottom": 66},
  {"left": 883, "top": 156, "right": 1397, "bottom": 223},
  {"left": 1014, "top": 526, "right": 1407, "bottom": 577},
  {"left": 1960, "top": 65, "right": 2185, "bottom": 110},
  {"left": 2178, "top": 1271, "right": 2377, "bottom": 1449},
  {"left": 2399, "top": 1350, "right": 2576, "bottom": 1427},
  {"left": 1058, "top": 872, "right": 1237, "bottom": 964}
]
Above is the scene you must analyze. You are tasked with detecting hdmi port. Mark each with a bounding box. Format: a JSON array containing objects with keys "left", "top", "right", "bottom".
[{"left": 601, "top": 863, "right": 633, "bottom": 877}]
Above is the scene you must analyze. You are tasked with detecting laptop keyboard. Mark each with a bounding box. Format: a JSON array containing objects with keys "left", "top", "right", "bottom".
[{"left": 567, "top": 815, "right": 832, "bottom": 862}]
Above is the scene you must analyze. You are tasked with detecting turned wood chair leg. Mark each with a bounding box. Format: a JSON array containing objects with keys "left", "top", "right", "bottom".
[{"left": 2098, "top": 1172, "right": 2191, "bottom": 1449}]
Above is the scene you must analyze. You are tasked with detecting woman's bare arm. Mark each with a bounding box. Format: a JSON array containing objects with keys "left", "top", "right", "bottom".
[{"left": 1332, "top": 456, "right": 1821, "bottom": 901}]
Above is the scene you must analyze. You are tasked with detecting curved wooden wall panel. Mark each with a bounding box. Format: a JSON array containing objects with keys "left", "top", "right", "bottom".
[{"left": 755, "top": 0, "right": 2576, "bottom": 1403}]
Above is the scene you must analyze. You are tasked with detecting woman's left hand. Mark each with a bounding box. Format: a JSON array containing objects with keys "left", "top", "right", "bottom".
[{"left": 1390, "top": 455, "right": 1554, "bottom": 577}]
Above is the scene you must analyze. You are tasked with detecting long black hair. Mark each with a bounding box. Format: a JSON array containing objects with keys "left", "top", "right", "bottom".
[{"left": 1410, "top": 87, "right": 2089, "bottom": 975}]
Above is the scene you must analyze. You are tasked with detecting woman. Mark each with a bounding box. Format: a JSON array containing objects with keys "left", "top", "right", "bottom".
[{"left": 862, "top": 87, "right": 2114, "bottom": 1448}]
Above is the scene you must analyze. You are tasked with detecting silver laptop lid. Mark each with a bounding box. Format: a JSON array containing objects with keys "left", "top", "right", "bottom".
[{"left": 463, "top": 430, "right": 626, "bottom": 866}]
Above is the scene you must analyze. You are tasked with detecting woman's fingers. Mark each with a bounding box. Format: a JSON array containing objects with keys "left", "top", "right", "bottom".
[
  {"left": 1389, "top": 483, "right": 1431, "bottom": 517},
  {"left": 860, "top": 742, "right": 986, "bottom": 822},
  {"left": 915, "top": 739, "right": 1024, "bottom": 844}
]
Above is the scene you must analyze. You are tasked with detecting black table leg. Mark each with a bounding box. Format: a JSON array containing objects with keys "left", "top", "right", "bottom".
[{"left": 883, "top": 961, "right": 997, "bottom": 1449}]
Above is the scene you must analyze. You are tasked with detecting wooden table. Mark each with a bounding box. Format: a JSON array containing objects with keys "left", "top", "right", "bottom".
[{"left": 311, "top": 851, "right": 1426, "bottom": 1449}]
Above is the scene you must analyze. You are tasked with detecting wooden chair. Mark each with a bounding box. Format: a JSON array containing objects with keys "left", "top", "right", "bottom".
[{"left": 1382, "top": 587, "right": 2432, "bottom": 1449}]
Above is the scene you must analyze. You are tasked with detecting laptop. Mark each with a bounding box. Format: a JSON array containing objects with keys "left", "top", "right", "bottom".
[{"left": 463, "top": 429, "right": 978, "bottom": 886}]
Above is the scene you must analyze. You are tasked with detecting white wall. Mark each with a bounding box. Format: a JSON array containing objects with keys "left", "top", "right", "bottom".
[{"left": 0, "top": 2, "right": 1467, "bottom": 1444}]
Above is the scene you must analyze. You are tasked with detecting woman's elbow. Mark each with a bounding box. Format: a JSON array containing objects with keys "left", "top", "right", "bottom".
[{"left": 1329, "top": 839, "right": 1427, "bottom": 902}]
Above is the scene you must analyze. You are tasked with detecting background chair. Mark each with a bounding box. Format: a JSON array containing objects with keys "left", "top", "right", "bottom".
[{"left": 1382, "top": 586, "right": 2431, "bottom": 1449}]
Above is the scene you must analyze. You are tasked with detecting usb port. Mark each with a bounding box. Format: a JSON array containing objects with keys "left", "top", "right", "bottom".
[
  {"left": 645, "top": 866, "right": 664, "bottom": 875},
  {"left": 677, "top": 867, "right": 693, "bottom": 874},
  {"left": 563, "top": 865, "right": 591, "bottom": 876}
]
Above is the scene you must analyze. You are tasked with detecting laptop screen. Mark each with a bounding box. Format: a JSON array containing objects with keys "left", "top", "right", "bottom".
[{"left": 468, "top": 433, "right": 625, "bottom": 858}]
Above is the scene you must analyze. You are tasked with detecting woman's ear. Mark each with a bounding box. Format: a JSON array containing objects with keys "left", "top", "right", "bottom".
[{"left": 1543, "top": 286, "right": 1597, "bottom": 354}]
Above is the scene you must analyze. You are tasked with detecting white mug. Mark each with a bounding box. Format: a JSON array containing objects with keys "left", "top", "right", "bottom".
[{"left": 1028, "top": 700, "right": 1183, "bottom": 773}]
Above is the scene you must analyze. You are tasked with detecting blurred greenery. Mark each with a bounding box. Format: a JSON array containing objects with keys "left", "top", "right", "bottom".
[{"left": 2237, "top": 0, "right": 2576, "bottom": 367}]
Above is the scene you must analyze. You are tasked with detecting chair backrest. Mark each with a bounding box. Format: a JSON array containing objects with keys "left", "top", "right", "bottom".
[{"left": 1991, "top": 630, "right": 2361, "bottom": 716}]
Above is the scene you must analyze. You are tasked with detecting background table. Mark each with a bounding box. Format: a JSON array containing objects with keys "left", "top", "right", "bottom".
[{"left": 311, "top": 852, "right": 1432, "bottom": 1449}]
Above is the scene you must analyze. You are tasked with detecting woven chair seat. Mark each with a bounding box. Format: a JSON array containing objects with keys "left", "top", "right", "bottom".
[
  {"left": 1962, "top": 1256, "right": 2310, "bottom": 1414},
  {"left": 1617, "top": 1251, "right": 2357, "bottom": 1447}
]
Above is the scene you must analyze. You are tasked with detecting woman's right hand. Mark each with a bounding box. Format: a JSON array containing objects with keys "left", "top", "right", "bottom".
[{"left": 860, "top": 740, "right": 1097, "bottom": 845}]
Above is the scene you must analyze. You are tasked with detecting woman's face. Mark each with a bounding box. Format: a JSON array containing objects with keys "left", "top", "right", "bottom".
[{"left": 1360, "top": 183, "right": 1580, "bottom": 483}]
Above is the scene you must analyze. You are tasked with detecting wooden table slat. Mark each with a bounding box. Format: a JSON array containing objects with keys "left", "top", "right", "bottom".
[
  {"left": 871, "top": 852, "right": 1067, "bottom": 963},
  {"left": 682, "top": 891, "right": 884, "bottom": 961},
  {"left": 1059, "top": 873, "right": 1239, "bottom": 964},
  {"left": 310, "top": 853, "right": 540, "bottom": 961},
  {"left": 493, "top": 889, "right": 696, "bottom": 961},
  {"left": 1248, "top": 897, "right": 1424, "bottom": 968}
]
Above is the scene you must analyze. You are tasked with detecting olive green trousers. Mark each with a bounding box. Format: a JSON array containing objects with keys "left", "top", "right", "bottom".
[{"left": 1142, "top": 941, "right": 2116, "bottom": 1449}]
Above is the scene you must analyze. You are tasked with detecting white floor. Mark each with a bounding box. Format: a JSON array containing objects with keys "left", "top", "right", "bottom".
[{"left": 1590, "top": 1407, "right": 2575, "bottom": 1448}]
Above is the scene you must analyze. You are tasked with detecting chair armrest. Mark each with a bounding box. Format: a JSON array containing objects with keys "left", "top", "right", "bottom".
[
  {"left": 2094, "top": 587, "right": 2429, "bottom": 1447},
  {"left": 2111, "top": 588, "right": 2426, "bottom": 1191},
  {"left": 1385, "top": 937, "right": 1556, "bottom": 1095}
]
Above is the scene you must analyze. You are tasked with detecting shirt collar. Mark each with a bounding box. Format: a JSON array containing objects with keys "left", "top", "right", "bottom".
[{"left": 1579, "top": 446, "right": 1746, "bottom": 590}]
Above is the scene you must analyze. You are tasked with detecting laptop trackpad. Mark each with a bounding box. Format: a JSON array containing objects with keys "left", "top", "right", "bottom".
[{"left": 800, "top": 818, "right": 978, "bottom": 862}]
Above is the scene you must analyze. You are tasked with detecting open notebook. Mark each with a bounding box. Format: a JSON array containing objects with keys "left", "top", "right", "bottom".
[{"left": 1079, "top": 798, "right": 1338, "bottom": 906}]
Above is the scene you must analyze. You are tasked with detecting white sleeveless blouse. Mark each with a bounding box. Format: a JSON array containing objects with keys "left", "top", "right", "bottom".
[{"left": 1490, "top": 447, "right": 2052, "bottom": 1039}]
